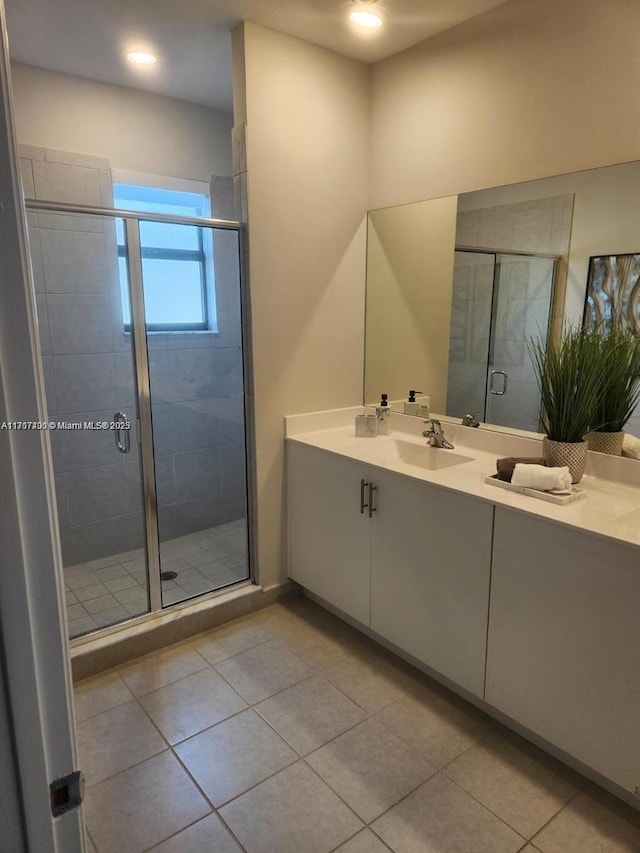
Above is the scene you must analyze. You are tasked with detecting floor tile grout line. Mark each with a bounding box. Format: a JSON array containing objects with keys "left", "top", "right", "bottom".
[
  {"left": 441, "top": 772, "right": 531, "bottom": 843},
  {"left": 526, "top": 787, "right": 585, "bottom": 849},
  {"left": 299, "top": 757, "right": 369, "bottom": 831},
  {"left": 78, "top": 599, "right": 639, "bottom": 851},
  {"left": 438, "top": 736, "right": 588, "bottom": 842},
  {"left": 251, "top": 678, "right": 372, "bottom": 759},
  {"left": 137, "top": 790, "right": 249, "bottom": 853},
  {"left": 328, "top": 825, "right": 396, "bottom": 853},
  {"left": 83, "top": 741, "right": 169, "bottom": 794}
]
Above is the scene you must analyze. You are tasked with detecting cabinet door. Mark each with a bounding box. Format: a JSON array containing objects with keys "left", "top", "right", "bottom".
[
  {"left": 287, "top": 442, "right": 372, "bottom": 625},
  {"left": 370, "top": 470, "right": 493, "bottom": 697},
  {"left": 486, "top": 508, "right": 640, "bottom": 796}
]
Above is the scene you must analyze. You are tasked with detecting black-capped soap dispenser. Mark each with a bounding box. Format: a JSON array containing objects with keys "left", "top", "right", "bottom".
[
  {"left": 404, "top": 390, "right": 423, "bottom": 416},
  {"left": 376, "top": 393, "right": 391, "bottom": 435}
]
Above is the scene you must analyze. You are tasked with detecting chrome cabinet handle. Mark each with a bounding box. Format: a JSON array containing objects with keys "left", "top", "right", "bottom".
[
  {"left": 360, "top": 479, "right": 369, "bottom": 514},
  {"left": 114, "top": 411, "right": 131, "bottom": 454},
  {"left": 368, "top": 482, "right": 377, "bottom": 518},
  {"left": 490, "top": 370, "right": 508, "bottom": 396}
]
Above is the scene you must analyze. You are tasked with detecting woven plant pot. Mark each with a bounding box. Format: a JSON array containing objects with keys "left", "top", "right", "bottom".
[
  {"left": 586, "top": 430, "right": 624, "bottom": 456},
  {"left": 542, "top": 437, "right": 588, "bottom": 483}
]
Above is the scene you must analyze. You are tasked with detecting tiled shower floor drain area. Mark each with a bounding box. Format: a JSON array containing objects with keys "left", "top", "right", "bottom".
[{"left": 64, "top": 519, "right": 248, "bottom": 638}]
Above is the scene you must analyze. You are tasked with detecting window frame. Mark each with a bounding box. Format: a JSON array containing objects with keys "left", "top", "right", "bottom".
[{"left": 113, "top": 174, "right": 215, "bottom": 333}]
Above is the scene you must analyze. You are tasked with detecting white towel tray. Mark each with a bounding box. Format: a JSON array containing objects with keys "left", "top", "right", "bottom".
[{"left": 485, "top": 474, "right": 587, "bottom": 505}]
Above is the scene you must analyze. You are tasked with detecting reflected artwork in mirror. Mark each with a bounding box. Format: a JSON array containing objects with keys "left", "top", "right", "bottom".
[
  {"left": 364, "top": 159, "right": 640, "bottom": 440},
  {"left": 583, "top": 253, "right": 640, "bottom": 334}
]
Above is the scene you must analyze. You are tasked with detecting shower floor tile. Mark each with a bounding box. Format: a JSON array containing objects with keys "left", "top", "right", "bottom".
[{"left": 64, "top": 519, "right": 249, "bottom": 639}]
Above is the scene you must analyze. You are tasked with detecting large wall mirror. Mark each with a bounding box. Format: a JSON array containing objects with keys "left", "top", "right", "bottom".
[{"left": 364, "top": 160, "right": 640, "bottom": 439}]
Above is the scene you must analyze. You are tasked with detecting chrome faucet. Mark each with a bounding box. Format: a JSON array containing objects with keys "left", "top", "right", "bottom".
[
  {"left": 461, "top": 413, "right": 480, "bottom": 428},
  {"left": 422, "top": 419, "right": 455, "bottom": 449}
]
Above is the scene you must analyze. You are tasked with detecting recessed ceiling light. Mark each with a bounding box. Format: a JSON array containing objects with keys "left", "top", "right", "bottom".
[
  {"left": 127, "top": 51, "right": 157, "bottom": 65},
  {"left": 347, "top": 1, "right": 386, "bottom": 28}
]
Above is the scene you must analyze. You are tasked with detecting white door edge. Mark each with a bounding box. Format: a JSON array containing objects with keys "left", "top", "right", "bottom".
[{"left": 0, "top": 5, "right": 84, "bottom": 851}]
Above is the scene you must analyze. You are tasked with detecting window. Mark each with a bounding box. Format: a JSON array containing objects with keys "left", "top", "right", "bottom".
[{"left": 114, "top": 182, "right": 216, "bottom": 332}]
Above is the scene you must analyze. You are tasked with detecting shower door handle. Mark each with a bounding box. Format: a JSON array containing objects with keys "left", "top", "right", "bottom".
[
  {"left": 490, "top": 370, "right": 508, "bottom": 395},
  {"left": 114, "top": 412, "right": 131, "bottom": 454}
]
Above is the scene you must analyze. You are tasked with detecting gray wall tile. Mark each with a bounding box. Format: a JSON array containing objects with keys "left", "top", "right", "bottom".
[
  {"left": 216, "top": 394, "right": 246, "bottom": 446},
  {"left": 174, "top": 448, "right": 220, "bottom": 502},
  {"left": 40, "top": 229, "right": 114, "bottom": 293},
  {"left": 147, "top": 350, "right": 173, "bottom": 403},
  {"left": 155, "top": 455, "right": 176, "bottom": 507},
  {"left": 215, "top": 347, "right": 244, "bottom": 397},
  {"left": 173, "top": 401, "right": 216, "bottom": 451},
  {"left": 150, "top": 403, "right": 174, "bottom": 456},
  {"left": 40, "top": 356, "right": 57, "bottom": 414},
  {"left": 60, "top": 512, "right": 145, "bottom": 567},
  {"left": 44, "top": 148, "right": 110, "bottom": 170},
  {"left": 32, "top": 160, "right": 103, "bottom": 205},
  {"left": 37, "top": 211, "right": 113, "bottom": 234},
  {"left": 169, "top": 349, "right": 217, "bottom": 401},
  {"left": 18, "top": 143, "right": 45, "bottom": 161},
  {"left": 19, "top": 158, "right": 35, "bottom": 197},
  {"left": 55, "top": 474, "right": 69, "bottom": 530},
  {"left": 54, "top": 353, "right": 118, "bottom": 412},
  {"left": 27, "top": 225, "right": 45, "bottom": 292},
  {"left": 220, "top": 443, "right": 246, "bottom": 493},
  {"left": 113, "top": 352, "right": 137, "bottom": 408},
  {"left": 64, "top": 461, "right": 142, "bottom": 527},
  {"left": 56, "top": 409, "right": 128, "bottom": 472},
  {"left": 47, "top": 293, "right": 114, "bottom": 354},
  {"left": 35, "top": 292, "right": 51, "bottom": 356}
]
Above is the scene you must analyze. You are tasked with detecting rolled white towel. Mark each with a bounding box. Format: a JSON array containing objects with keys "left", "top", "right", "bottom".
[
  {"left": 511, "top": 463, "right": 572, "bottom": 492},
  {"left": 622, "top": 433, "right": 640, "bottom": 460}
]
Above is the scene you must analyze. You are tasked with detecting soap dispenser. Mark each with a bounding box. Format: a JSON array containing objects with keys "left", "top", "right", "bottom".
[
  {"left": 404, "top": 390, "right": 423, "bottom": 416},
  {"left": 376, "top": 393, "right": 391, "bottom": 435}
]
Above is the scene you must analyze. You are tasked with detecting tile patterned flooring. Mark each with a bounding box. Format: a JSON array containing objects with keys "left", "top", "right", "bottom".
[
  {"left": 65, "top": 519, "right": 248, "bottom": 638},
  {"left": 76, "top": 597, "right": 640, "bottom": 853}
]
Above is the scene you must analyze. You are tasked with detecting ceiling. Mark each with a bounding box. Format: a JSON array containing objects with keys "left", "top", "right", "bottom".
[{"left": 5, "top": 0, "right": 509, "bottom": 112}]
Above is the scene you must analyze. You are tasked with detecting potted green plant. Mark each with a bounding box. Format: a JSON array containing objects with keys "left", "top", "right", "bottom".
[
  {"left": 587, "top": 328, "right": 640, "bottom": 455},
  {"left": 529, "top": 325, "right": 606, "bottom": 482}
]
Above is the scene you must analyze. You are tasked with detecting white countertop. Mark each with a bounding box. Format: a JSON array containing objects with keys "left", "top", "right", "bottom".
[{"left": 286, "top": 418, "right": 640, "bottom": 550}]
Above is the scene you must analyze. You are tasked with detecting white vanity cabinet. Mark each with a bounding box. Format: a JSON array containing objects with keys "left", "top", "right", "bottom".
[
  {"left": 287, "top": 442, "right": 372, "bottom": 625},
  {"left": 370, "top": 469, "right": 493, "bottom": 697},
  {"left": 486, "top": 507, "right": 640, "bottom": 796},
  {"left": 287, "top": 441, "right": 494, "bottom": 697}
]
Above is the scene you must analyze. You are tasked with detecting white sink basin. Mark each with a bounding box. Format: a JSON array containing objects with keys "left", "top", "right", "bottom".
[{"left": 380, "top": 439, "right": 474, "bottom": 471}]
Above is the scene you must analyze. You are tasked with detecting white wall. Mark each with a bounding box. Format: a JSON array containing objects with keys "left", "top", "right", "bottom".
[
  {"left": 10, "top": 63, "right": 232, "bottom": 180},
  {"left": 365, "top": 197, "right": 458, "bottom": 411},
  {"left": 235, "top": 22, "right": 370, "bottom": 588},
  {"left": 371, "top": 0, "right": 640, "bottom": 209}
]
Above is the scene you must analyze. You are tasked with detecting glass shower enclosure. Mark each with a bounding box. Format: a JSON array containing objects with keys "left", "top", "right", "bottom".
[
  {"left": 446, "top": 248, "right": 558, "bottom": 432},
  {"left": 26, "top": 200, "right": 250, "bottom": 639}
]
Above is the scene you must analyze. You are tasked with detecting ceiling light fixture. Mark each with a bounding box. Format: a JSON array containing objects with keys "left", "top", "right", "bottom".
[
  {"left": 347, "top": 0, "right": 386, "bottom": 29},
  {"left": 126, "top": 51, "right": 157, "bottom": 65}
]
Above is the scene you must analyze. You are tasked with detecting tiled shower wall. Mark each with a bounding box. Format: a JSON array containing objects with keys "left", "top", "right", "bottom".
[
  {"left": 446, "top": 252, "right": 494, "bottom": 421},
  {"left": 448, "top": 195, "right": 574, "bottom": 432},
  {"left": 20, "top": 145, "right": 246, "bottom": 565}
]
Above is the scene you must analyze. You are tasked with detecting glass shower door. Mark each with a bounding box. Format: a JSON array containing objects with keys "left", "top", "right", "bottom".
[
  {"left": 30, "top": 211, "right": 151, "bottom": 637},
  {"left": 446, "top": 251, "right": 495, "bottom": 420},
  {"left": 132, "top": 219, "right": 249, "bottom": 607},
  {"left": 485, "top": 254, "right": 556, "bottom": 431}
]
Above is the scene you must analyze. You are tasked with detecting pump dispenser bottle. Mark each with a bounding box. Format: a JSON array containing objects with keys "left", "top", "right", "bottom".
[
  {"left": 404, "top": 390, "right": 423, "bottom": 416},
  {"left": 376, "top": 393, "right": 391, "bottom": 435}
]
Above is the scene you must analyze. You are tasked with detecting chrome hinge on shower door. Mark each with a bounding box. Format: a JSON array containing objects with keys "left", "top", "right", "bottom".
[{"left": 50, "top": 770, "right": 84, "bottom": 817}]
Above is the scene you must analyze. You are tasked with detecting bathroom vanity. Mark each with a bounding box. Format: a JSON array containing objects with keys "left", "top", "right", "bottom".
[{"left": 286, "top": 410, "right": 640, "bottom": 807}]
